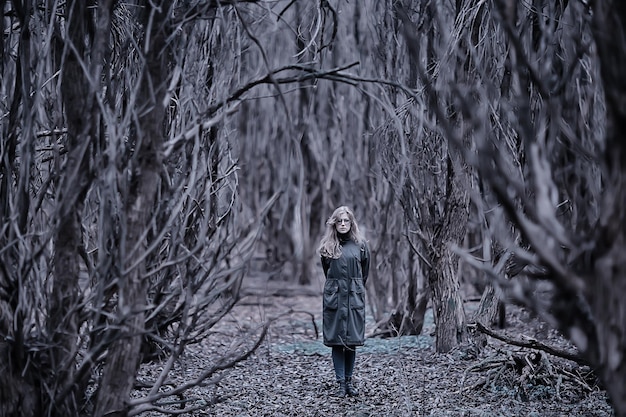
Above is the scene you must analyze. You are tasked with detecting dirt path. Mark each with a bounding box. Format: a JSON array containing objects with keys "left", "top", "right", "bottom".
[{"left": 138, "top": 290, "right": 613, "bottom": 416}]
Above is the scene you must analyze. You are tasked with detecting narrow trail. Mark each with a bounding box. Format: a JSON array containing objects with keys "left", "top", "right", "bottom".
[{"left": 138, "top": 289, "right": 612, "bottom": 417}]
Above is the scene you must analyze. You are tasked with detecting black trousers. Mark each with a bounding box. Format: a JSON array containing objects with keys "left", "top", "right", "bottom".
[{"left": 331, "top": 346, "right": 356, "bottom": 382}]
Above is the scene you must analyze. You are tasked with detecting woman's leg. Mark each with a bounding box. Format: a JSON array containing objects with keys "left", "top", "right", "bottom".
[
  {"left": 331, "top": 346, "right": 346, "bottom": 381},
  {"left": 331, "top": 346, "right": 347, "bottom": 396},
  {"left": 344, "top": 347, "right": 359, "bottom": 396},
  {"left": 344, "top": 347, "right": 356, "bottom": 379}
]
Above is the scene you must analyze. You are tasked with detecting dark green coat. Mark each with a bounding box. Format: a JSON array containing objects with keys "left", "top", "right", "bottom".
[{"left": 321, "top": 239, "right": 370, "bottom": 347}]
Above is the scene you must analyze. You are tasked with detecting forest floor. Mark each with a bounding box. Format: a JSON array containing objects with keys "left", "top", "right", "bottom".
[{"left": 137, "top": 280, "right": 614, "bottom": 417}]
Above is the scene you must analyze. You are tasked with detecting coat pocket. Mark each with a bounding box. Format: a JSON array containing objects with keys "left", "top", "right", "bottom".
[
  {"left": 350, "top": 286, "right": 365, "bottom": 309},
  {"left": 323, "top": 280, "right": 339, "bottom": 310}
]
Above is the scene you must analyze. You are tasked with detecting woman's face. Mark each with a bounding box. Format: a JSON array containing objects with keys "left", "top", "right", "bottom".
[{"left": 335, "top": 213, "right": 352, "bottom": 234}]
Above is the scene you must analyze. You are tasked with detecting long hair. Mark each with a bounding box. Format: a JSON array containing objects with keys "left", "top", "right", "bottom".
[{"left": 318, "top": 206, "right": 366, "bottom": 259}]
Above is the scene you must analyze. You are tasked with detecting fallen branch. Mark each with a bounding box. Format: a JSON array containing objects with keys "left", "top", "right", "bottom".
[
  {"left": 127, "top": 322, "right": 270, "bottom": 416},
  {"left": 471, "top": 321, "right": 587, "bottom": 366},
  {"left": 461, "top": 349, "right": 598, "bottom": 401}
]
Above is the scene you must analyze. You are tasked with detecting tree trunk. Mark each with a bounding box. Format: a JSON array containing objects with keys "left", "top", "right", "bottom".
[
  {"left": 374, "top": 243, "right": 429, "bottom": 337},
  {"left": 428, "top": 159, "right": 469, "bottom": 352},
  {"left": 0, "top": 2, "right": 41, "bottom": 416},
  {"left": 50, "top": 1, "right": 106, "bottom": 414},
  {"left": 472, "top": 285, "right": 502, "bottom": 347},
  {"left": 400, "top": 250, "right": 428, "bottom": 335},
  {"left": 472, "top": 236, "right": 508, "bottom": 332},
  {"left": 94, "top": 2, "right": 169, "bottom": 416},
  {"left": 583, "top": 3, "right": 626, "bottom": 415}
]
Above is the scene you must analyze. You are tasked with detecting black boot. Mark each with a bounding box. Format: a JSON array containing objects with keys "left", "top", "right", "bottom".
[
  {"left": 346, "top": 377, "right": 359, "bottom": 397},
  {"left": 335, "top": 379, "right": 347, "bottom": 397}
]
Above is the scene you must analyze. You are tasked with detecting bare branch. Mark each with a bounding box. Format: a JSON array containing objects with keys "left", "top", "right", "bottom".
[
  {"left": 472, "top": 321, "right": 587, "bottom": 366},
  {"left": 127, "top": 322, "right": 270, "bottom": 416}
]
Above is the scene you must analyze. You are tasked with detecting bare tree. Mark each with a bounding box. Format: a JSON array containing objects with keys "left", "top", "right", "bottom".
[
  {"left": 356, "top": 1, "right": 472, "bottom": 351},
  {"left": 394, "top": 0, "right": 626, "bottom": 414},
  {"left": 0, "top": 1, "right": 278, "bottom": 416}
]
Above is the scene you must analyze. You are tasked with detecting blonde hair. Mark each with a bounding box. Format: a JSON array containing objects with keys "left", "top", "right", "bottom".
[{"left": 318, "top": 206, "right": 366, "bottom": 259}]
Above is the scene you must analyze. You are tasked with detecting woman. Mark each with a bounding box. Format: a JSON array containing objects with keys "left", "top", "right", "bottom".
[{"left": 318, "top": 206, "right": 370, "bottom": 397}]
